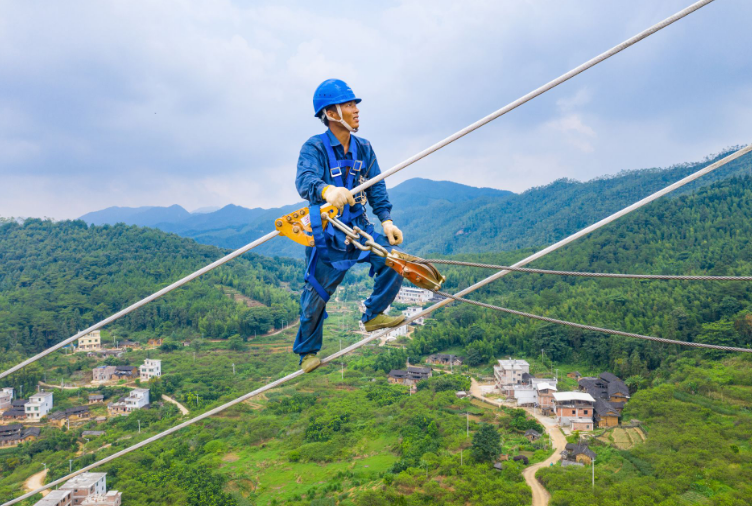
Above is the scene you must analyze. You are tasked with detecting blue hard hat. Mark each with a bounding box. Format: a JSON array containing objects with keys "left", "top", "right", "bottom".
[{"left": 313, "top": 79, "right": 361, "bottom": 117}]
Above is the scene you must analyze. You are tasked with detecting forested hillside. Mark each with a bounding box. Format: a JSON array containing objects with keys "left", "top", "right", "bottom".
[
  {"left": 410, "top": 175, "right": 752, "bottom": 380},
  {"left": 0, "top": 219, "right": 302, "bottom": 355}
]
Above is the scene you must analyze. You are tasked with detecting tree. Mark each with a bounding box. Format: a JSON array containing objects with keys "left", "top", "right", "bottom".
[{"left": 470, "top": 423, "right": 501, "bottom": 463}]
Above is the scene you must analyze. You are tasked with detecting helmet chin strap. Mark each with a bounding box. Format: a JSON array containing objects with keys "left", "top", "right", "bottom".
[{"left": 327, "top": 104, "right": 358, "bottom": 133}]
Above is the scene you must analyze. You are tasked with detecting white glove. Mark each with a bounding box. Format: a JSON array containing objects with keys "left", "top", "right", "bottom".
[
  {"left": 382, "top": 220, "right": 403, "bottom": 245},
  {"left": 322, "top": 185, "right": 355, "bottom": 211}
]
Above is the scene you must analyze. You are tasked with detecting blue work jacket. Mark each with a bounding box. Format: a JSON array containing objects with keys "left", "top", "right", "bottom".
[{"left": 295, "top": 130, "right": 393, "bottom": 224}]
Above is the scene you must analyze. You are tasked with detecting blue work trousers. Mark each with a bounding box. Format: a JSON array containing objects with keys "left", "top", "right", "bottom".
[{"left": 293, "top": 233, "right": 403, "bottom": 359}]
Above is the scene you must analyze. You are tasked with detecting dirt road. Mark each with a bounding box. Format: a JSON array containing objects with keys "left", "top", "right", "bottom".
[
  {"left": 470, "top": 379, "right": 566, "bottom": 506},
  {"left": 24, "top": 468, "right": 48, "bottom": 497},
  {"left": 162, "top": 394, "right": 189, "bottom": 415}
]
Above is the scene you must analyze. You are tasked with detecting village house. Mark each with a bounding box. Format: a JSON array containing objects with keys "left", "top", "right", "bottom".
[
  {"left": 525, "top": 429, "right": 541, "bottom": 442},
  {"left": 88, "top": 394, "right": 104, "bottom": 404},
  {"left": 34, "top": 489, "right": 72, "bottom": 506},
  {"left": 117, "top": 340, "right": 140, "bottom": 350},
  {"left": 394, "top": 286, "right": 433, "bottom": 304},
  {"left": 0, "top": 387, "right": 14, "bottom": 411},
  {"left": 59, "top": 472, "right": 122, "bottom": 506},
  {"left": 25, "top": 392, "right": 54, "bottom": 421},
  {"left": 147, "top": 338, "right": 163, "bottom": 347},
  {"left": 425, "top": 354, "right": 464, "bottom": 367},
  {"left": 139, "top": 359, "right": 162, "bottom": 381},
  {"left": 2, "top": 399, "right": 27, "bottom": 420},
  {"left": 92, "top": 365, "right": 139, "bottom": 383},
  {"left": 387, "top": 366, "right": 432, "bottom": 388},
  {"left": 48, "top": 406, "right": 91, "bottom": 427},
  {"left": 77, "top": 331, "right": 101, "bottom": 352},
  {"left": 493, "top": 359, "right": 530, "bottom": 392},
  {"left": 552, "top": 392, "right": 595, "bottom": 430},
  {"left": 402, "top": 306, "right": 426, "bottom": 325},
  {"left": 108, "top": 388, "right": 149, "bottom": 416},
  {"left": 567, "top": 371, "right": 582, "bottom": 379},
  {"left": 579, "top": 372, "right": 630, "bottom": 427},
  {"left": 594, "top": 398, "right": 620, "bottom": 428},
  {"left": 87, "top": 349, "right": 124, "bottom": 359},
  {"left": 81, "top": 491, "right": 122, "bottom": 505},
  {"left": 0, "top": 424, "right": 41, "bottom": 448},
  {"left": 561, "top": 443, "right": 597, "bottom": 465}
]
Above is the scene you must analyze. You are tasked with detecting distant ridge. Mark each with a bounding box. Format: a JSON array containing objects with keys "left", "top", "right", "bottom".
[{"left": 77, "top": 150, "right": 752, "bottom": 258}]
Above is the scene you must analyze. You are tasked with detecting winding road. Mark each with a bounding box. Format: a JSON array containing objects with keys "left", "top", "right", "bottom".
[
  {"left": 470, "top": 379, "right": 566, "bottom": 506},
  {"left": 24, "top": 469, "right": 48, "bottom": 497},
  {"left": 162, "top": 394, "right": 189, "bottom": 415}
]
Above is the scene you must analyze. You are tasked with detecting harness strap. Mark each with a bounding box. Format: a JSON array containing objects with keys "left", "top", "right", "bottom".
[{"left": 305, "top": 205, "right": 331, "bottom": 304}]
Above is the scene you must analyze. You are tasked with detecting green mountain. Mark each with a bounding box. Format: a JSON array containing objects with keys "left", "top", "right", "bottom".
[
  {"left": 77, "top": 148, "right": 752, "bottom": 261},
  {"left": 0, "top": 219, "right": 302, "bottom": 355}
]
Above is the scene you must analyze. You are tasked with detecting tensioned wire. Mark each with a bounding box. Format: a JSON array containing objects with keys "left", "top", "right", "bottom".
[
  {"left": 0, "top": 0, "right": 717, "bottom": 383},
  {"left": 436, "top": 291, "right": 752, "bottom": 354},
  {"left": 419, "top": 259, "right": 752, "bottom": 281},
  {"left": 6, "top": 143, "right": 749, "bottom": 506}
]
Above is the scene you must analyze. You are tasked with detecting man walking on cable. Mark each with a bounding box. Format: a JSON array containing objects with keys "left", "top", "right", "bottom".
[{"left": 294, "top": 79, "right": 405, "bottom": 373}]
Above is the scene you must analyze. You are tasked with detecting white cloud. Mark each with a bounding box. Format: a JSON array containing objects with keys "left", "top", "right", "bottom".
[{"left": 0, "top": 0, "right": 750, "bottom": 219}]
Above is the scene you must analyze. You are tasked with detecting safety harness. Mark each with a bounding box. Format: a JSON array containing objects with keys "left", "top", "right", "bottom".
[{"left": 305, "top": 133, "right": 372, "bottom": 304}]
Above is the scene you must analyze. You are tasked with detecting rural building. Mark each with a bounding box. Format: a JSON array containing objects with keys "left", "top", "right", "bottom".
[
  {"left": 578, "top": 372, "right": 629, "bottom": 427},
  {"left": 552, "top": 392, "right": 595, "bottom": 429},
  {"left": 82, "top": 430, "right": 105, "bottom": 437},
  {"left": 2, "top": 402, "right": 27, "bottom": 420},
  {"left": 48, "top": 406, "right": 91, "bottom": 427},
  {"left": 561, "top": 443, "right": 597, "bottom": 465},
  {"left": 140, "top": 359, "right": 162, "bottom": 381},
  {"left": 88, "top": 394, "right": 104, "bottom": 404},
  {"left": 77, "top": 331, "right": 101, "bottom": 352},
  {"left": 493, "top": 359, "right": 530, "bottom": 391},
  {"left": 87, "top": 349, "right": 124, "bottom": 359},
  {"left": 426, "top": 354, "right": 464, "bottom": 366},
  {"left": 81, "top": 491, "right": 122, "bottom": 505},
  {"left": 402, "top": 306, "right": 426, "bottom": 325},
  {"left": 571, "top": 419, "right": 594, "bottom": 431},
  {"left": 147, "top": 338, "right": 163, "bottom": 346},
  {"left": 395, "top": 286, "right": 433, "bottom": 304},
  {"left": 0, "top": 387, "right": 13, "bottom": 411},
  {"left": 593, "top": 398, "right": 620, "bottom": 428},
  {"left": 0, "top": 424, "right": 41, "bottom": 447},
  {"left": 92, "top": 366, "right": 117, "bottom": 382},
  {"left": 118, "top": 340, "right": 140, "bottom": 349},
  {"left": 567, "top": 371, "right": 582, "bottom": 379},
  {"left": 60, "top": 472, "right": 113, "bottom": 505},
  {"left": 108, "top": 388, "right": 149, "bottom": 415},
  {"left": 506, "top": 377, "right": 558, "bottom": 408},
  {"left": 26, "top": 392, "right": 54, "bottom": 420},
  {"left": 387, "top": 366, "right": 432, "bottom": 387},
  {"left": 94, "top": 366, "right": 138, "bottom": 382},
  {"left": 525, "top": 429, "right": 541, "bottom": 442},
  {"left": 34, "top": 489, "right": 73, "bottom": 506}
]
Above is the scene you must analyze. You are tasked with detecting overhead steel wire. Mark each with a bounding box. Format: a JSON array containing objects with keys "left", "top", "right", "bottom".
[
  {"left": 419, "top": 259, "right": 752, "bottom": 281},
  {"left": 0, "top": 0, "right": 717, "bottom": 382},
  {"left": 6, "top": 142, "right": 750, "bottom": 506},
  {"left": 435, "top": 291, "right": 752, "bottom": 354}
]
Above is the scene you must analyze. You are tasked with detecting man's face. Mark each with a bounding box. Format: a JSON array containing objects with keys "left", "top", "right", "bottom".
[{"left": 331, "top": 101, "right": 359, "bottom": 129}]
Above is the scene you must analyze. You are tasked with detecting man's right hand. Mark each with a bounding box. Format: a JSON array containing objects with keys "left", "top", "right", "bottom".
[{"left": 322, "top": 185, "right": 355, "bottom": 211}]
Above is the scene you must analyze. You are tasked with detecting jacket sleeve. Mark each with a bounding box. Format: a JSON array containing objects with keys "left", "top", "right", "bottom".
[
  {"left": 295, "top": 138, "right": 328, "bottom": 205},
  {"left": 363, "top": 144, "right": 393, "bottom": 223}
]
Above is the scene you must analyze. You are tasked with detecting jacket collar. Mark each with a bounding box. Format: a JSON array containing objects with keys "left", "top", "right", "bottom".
[{"left": 326, "top": 129, "right": 354, "bottom": 155}]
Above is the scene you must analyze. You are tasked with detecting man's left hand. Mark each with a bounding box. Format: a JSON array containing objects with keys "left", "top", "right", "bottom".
[{"left": 382, "top": 221, "right": 403, "bottom": 246}]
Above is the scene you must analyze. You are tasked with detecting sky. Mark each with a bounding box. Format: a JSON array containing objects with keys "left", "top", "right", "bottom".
[{"left": 1, "top": 0, "right": 751, "bottom": 220}]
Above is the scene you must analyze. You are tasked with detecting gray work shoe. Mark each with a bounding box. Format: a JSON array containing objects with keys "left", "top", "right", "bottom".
[
  {"left": 363, "top": 313, "right": 406, "bottom": 332},
  {"left": 300, "top": 354, "right": 321, "bottom": 373}
]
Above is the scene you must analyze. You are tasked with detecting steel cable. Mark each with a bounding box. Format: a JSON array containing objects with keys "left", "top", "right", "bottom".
[
  {"left": 435, "top": 291, "right": 752, "bottom": 354},
  {"left": 420, "top": 259, "right": 752, "bottom": 281}
]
